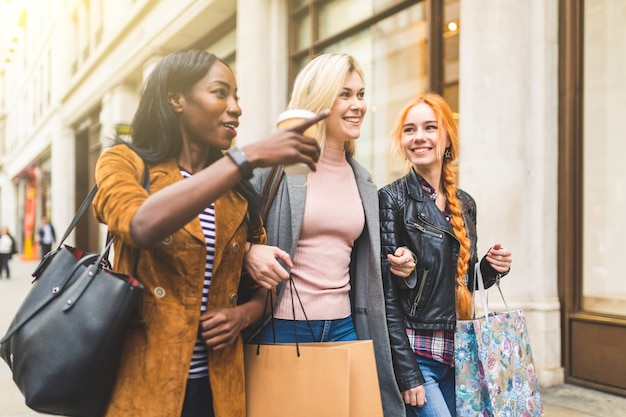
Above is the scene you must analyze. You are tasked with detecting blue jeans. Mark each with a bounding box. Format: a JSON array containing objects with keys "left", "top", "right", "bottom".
[
  {"left": 257, "top": 316, "right": 357, "bottom": 343},
  {"left": 0, "top": 254, "right": 10, "bottom": 277},
  {"left": 406, "top": 355, "right": 456, "bottom": 417}
]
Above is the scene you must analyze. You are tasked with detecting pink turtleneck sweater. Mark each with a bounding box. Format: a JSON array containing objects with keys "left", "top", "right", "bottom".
[{"left": 275, "top": 147, "right": 365, "bottom": 320}]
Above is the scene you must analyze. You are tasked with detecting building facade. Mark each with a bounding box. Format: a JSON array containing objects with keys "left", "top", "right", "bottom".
[{"left": 0, "top": 0, "right": 624, "bottom": 396}]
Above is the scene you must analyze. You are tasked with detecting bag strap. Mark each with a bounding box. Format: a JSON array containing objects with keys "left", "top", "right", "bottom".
[
  {"left": 473, "top": 263, "right": 489, "bottom": 317},
  {"left": 60, "top": 186, "right": 99, "bottom": 247},
  {"left": 62, "top": 240, "right": 117, "bottom": 312},
  {"left": 254, "top": 277, "right": 314, "bottom": 357},
  {"left": 33, "top": 187, "right": 100, "bottom": 279},
  {"left": 260, "top": 165, "right": 284, "bottom": 221},
  {"left": 34, "top": 154, "right": 149, "bottom": 280},
  {"left": 53, "top": 159, "right": 150, "bottom": 253},
  {"left": 473, "top": 263, "right": 511, "bottom": 319},
  {"left": 287, "top": 277, "right": 315, "bottom": 347}
]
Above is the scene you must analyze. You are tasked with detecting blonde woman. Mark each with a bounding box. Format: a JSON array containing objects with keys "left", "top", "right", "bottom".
[
  {"left": 379, "top": 92, "right": 512, "bottom": 417},
  {"left": 247, "top": 53, "right": 409, "bottom": 417}
]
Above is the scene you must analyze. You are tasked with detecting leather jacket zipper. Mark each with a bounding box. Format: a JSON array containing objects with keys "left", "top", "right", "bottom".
[
  {"left": 411, "top": 217, "right": 461, "bottom": 244},
  {"left": 416, "top": 217, "right": 466, "bottom": 273},
  {"left": 410, "top": 268, "right": 429, "bottom": 316},
  {"left": 407, "top": 221, "right": 443, "bottom": 238}
]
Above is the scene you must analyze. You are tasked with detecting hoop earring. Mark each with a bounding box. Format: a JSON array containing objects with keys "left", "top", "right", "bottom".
[{"left": 444, "top": 147, "right": 452, "bottom": 159}]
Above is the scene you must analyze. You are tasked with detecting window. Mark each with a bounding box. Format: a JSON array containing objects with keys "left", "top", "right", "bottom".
[
  {"left": 287, "top": 0, "right": 458, "bottom": 184},
  {"left": 581, "top": 0, "right": 626, "bottom": 317}
]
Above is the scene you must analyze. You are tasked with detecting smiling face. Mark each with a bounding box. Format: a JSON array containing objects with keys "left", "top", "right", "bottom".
[
  {"left": 400, "top": 102, "right": 450, "bottom": 174},
  {"left": 171, "top": 60, "right": 242, "bottom": 151},
  {"left": 325, "top": 70, "right": 366, "bottom": 150}
]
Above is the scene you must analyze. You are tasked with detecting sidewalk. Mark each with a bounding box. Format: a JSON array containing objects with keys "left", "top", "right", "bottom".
[
  {"left": 542, "top": 383, "right": 626, "bottom": 417},
  {"left": 1, "top": 256, "right": 625, "bottom": 416},
  {"left": 0, "top": 257, "right": 44, "bottom": 417}
]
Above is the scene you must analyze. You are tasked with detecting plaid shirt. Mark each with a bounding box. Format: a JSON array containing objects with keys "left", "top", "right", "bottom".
[
  {"left": 406, "top": 328, "right": 455, "bottom": 366},
  {"left": 407, "top": 175, "right": 454, "bottom": 366}
]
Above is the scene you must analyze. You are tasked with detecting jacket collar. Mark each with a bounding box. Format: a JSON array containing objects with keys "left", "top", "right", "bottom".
[
  {"left": 404, "top": 168, "right": 430, "bottom": 202},
  {"left": 403, "top": 169, "right": 454, "bottom": 233}
]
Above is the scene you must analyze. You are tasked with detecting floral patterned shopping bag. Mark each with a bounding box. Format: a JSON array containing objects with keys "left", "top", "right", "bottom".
[
  {"left": 455, "top": 316, "right": 492, "bottom": 416},
  {"left": 455, "top": 266, "right": 544, "bottom": 417}
]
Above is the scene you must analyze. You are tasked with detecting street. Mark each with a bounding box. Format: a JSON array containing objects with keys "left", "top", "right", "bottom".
[{"left": 0, "top": 256, "right": 46, "bottom": 417}]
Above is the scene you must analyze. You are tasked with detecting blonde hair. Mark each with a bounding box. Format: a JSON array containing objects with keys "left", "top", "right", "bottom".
[
  {"left": 288, "top": 53, "right": 365, "bottom": 158},
  {"left": 391, "top": 92, "right": 473, "bottom": 319}
]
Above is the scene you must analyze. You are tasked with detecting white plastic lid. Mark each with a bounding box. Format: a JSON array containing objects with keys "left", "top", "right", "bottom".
[{"left": 276, "top": 109, "right": 317, "bottom": 124}]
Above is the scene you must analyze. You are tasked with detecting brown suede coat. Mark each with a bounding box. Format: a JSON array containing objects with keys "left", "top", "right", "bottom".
[{"left": 93, "top": 145, "right": 261, "bottom": 417}]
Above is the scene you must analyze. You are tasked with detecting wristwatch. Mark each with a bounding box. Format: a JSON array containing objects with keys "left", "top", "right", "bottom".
[{"left": 226, "top": 147, "right": 253, "bottom": 180}]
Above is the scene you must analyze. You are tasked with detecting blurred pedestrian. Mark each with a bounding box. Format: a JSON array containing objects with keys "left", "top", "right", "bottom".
[
  {"left": 37, "top": 216, "right": 56, "bottom": 259},
  {"left": 0, "top": 226, "right": 17, "bottom": 279}
]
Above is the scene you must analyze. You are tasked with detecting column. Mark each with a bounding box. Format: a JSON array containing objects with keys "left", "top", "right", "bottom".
[
  {"left": 235, "top": 0, "right": 289, "bottom": 146},
  {"left": 99, "top": 83, "right": 140, "bottom": 146},
  {"left": 50, "top": 126, "right": 76, "bottom": 246},
  {"left": 458, "top": 0, "right": 563, "bottom": 387}
]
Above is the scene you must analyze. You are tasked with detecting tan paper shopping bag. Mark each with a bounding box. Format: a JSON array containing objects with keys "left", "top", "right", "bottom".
[{"left": 244, "top": 340, "right": 383, "bottom": 417}]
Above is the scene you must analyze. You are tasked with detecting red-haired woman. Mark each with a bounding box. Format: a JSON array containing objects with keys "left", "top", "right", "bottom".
[{"left": 379, "top": 92, "right": 512, "bottom": 417}]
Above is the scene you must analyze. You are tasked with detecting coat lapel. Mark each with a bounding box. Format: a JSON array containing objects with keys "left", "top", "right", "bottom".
[
  {"left": 286, "top": 173, "right": 308, "bottom": 254},
  {"left": 151, "top": 159, "right": 206, "bottom": 245},
  {"left": 349, "top": 157, "right": 379, "bottom": 251}
]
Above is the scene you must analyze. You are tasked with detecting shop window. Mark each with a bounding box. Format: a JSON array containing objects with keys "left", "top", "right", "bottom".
[
  {"left": 287, "top": 0, "right": 458, "bottom": 185},
  {"left": 582, "top": 0, "right": 626, "bottom": 317}
]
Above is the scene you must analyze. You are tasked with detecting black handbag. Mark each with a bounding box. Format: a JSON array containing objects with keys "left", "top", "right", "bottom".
[{"left": 0, "top": 164, "right": 149, "bottom": 417}]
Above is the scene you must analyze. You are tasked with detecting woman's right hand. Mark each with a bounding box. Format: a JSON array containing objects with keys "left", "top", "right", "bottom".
[
  {"left": 387, "top": 246, "right": 416, "bottom": 278},
  {"left": 242, "top": 110, "right": 329, "bottom": 172},
  {"left": 403, "top": 384, "right": 427, "bottom": 408},
  {"left": 243, "top": 244, "right": 292, "bottom": 290}
]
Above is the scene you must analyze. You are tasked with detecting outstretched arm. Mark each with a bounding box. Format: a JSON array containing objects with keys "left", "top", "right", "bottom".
[{"left": 127, "top": 112, "right": 328, "bottom": 247}]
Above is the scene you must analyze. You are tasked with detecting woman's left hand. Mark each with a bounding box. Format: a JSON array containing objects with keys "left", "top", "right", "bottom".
[
  {"left": 387, "top": 246, "right": 416, "bottom": 278},
  {"left": 199, "top": 308, "right": 246, "bottom": 351},
  {"left": 485, "top": 243, "right": 512, "bottom": 273}
]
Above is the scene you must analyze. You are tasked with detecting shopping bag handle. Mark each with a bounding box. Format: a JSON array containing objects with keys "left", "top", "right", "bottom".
[
  {"left": 252, "top": 277, "right": 315, "bottom": 357},
  {"left": 473, "top": 263, "right": 510, "bottom": 319}
]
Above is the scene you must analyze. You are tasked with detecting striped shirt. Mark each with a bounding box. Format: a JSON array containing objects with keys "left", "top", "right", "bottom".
[{"left": 180, "top": 168, "right": 216, "bottom": 379}]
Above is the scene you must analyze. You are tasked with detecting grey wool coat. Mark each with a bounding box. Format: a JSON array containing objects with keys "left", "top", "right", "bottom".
[{"left": 249, "top": 157, "right": 405, "bottom": 417}]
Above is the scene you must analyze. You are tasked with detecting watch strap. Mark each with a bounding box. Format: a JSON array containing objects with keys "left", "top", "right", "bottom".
[{"left": 226, "top": 147, "right": 253, "bottom": 179}]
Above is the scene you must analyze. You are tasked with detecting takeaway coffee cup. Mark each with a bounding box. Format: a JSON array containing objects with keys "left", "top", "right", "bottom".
[{"left": 276, "top": 109, "right": 320, "bottom": 175}]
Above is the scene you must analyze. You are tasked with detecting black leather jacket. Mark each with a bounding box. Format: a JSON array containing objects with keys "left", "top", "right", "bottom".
[{"left": 379, "top": 169, "right": 501, "bottom": 390}]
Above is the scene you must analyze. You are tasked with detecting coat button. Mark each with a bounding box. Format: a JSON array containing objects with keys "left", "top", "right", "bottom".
[
  {"left": 232, "top": 243, "right": 240, "bottom": 253},
  {"left": 154, "top": 287, "right": 166, "bottom": 298},
  {"left": 161, "top": 236, "right": 172, "bottom": 245},
  {"left": 229, "top": 293, "right": 238, "bottom": 305}
]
